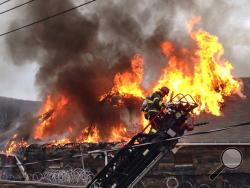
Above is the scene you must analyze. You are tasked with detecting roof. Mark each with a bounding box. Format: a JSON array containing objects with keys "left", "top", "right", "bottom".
[{"left": 184, "top": 77, "right": 250, "bottom": 143}]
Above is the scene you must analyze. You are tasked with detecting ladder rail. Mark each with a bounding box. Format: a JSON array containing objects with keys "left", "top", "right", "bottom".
[{"left": 127, "top": 151, "right": 167, "bottom": 188}]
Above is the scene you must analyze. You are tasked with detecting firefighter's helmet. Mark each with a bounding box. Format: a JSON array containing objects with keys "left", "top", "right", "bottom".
[{"left": 159, "top": 87, "right": 169, "bottom": 96}]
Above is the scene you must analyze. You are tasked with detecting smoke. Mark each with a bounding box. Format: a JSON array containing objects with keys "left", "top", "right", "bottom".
[{"left": 4, "top": 0, "right": 250, "bottom": 141}]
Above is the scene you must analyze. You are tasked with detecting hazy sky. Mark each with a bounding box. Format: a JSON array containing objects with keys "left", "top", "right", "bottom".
[
  {"left": 0, "top": 0, "right": 39, "bottom": 100},
  {"left": 0, "top": 0, "right": 250, "bottom": 101}
]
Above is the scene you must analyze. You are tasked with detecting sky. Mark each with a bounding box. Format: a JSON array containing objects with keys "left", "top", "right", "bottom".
[
  {"left": 0, "top": 0, "right": 39, "bottom": 100},
  {"left": 0, "top": 0, "right": 250, "bottom": 101}
]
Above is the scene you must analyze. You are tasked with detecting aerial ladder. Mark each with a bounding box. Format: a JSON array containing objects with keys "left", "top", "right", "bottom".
[{"left": 87, "top": 94, "right": 198, "bottom": 188}]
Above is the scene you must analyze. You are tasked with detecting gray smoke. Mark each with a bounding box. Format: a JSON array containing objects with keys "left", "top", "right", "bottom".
[{"left": 4, "top": 0, "right": 249, "bottom": 141}]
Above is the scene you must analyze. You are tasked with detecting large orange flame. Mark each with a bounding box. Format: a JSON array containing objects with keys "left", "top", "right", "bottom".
[
  {"left": 154, "top": 17, "right": 242, "bottom": 115},
  {"left": 34, "top": 95, "right": 69, "bottom": 139},
  {"left": 76, "top": 126, "right": 100, "bottom": 143},
  {"left": 112, "top": 54, "right": 144, "bottom": 98},
  {"left": 100, "top": 54, "right": 145, "bottom": 101}
]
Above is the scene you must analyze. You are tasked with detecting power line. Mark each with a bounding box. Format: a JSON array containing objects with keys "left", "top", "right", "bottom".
[
  {"left": 0, "top": 0, "right": 37, "bottom": 14},
  {"left": 0, "top": 0, "right": 97, "bottom": 37},
  {"left": 127, "top": 121, "right": 250, "bottom": 149},
  {"left": 0, "top": 0, "right": 11, "bottom": 6}
]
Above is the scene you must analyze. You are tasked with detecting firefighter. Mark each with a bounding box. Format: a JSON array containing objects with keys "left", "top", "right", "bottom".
[{"left": 141, "top": 87, "right": 170, "bottom": 132}]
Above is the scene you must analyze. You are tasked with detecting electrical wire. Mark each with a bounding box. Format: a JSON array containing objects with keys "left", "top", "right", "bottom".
[
  {"left": 0, "top": 0, "right": 97, "bottom": 37},
  {"left": 127, "top": 122, "right": 250, "bottom": 149},
  {"left": 0, "top": 0, "right": 11, "bottom": 6},
  {"left": 0, "top": 0, "right": 37, "bottom": 14}
]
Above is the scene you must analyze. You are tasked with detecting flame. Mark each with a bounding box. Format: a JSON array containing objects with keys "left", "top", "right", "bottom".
[
  {"left": 98, "top": 54, "right": 147, "bottom": 140},
  {"left": 187, "top": 16, "right": 201, "bottom": 34},
  {"left": 100, "top": 54, "right": 145, "bottom": 100},
  {"left": 76, "top": 125, "right": 130, "bottom": 143},
  {"left": 154, "top": 17, "right": 242, "bottom": 115},
  {"left": 5, "top": 134, "right": 28, "bottom": 155},
  {"left": 52, "top": 138, "right": 71, "bottom": 146},
  {"left": 108, "top": 125, "right": 130, "bottom": 142},
  {"left": 34, "top": 95, "right": 69, "bottom": 139},
  {"left": 113, "top": 54, "right": 144, "bottom": 98},
  {"left": 77, "top": 126, "right": 100, "bottom": 143}
]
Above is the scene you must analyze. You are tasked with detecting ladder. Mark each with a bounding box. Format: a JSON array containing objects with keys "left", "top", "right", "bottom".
[{"left": 87, "top": 94, "right": 198, "bottom": 188}]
